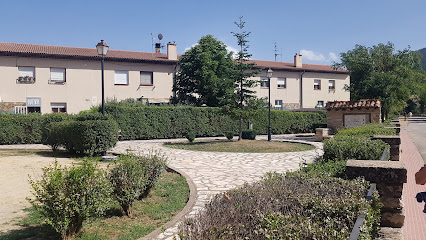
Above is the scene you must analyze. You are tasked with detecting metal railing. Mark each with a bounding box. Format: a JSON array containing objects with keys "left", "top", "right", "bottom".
[{"left": 349, "top": 183, "right": 377, "bottom": 240}]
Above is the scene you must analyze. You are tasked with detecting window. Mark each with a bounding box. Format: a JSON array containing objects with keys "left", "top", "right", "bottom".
[
  {"left": 317, "top": 101, "right": 324, "bottom": 108},
  {"left": 140, "top": 72, "right": 153, "bottom": 85},
  {"left": 329, "top": 80, "right": 335, "bottom": 90},
  {"left": 18, "top": 67, "right": 35, "bottom": 83},
  {"left": 277, "top": 78, "right": 286, "bottom": 88},
  {"left": 51, "top": 103, "right": 67, "bottom": 113},
  {"left": 314, "top": 79, "right": 321, "bottom": 90},
  {"left": 114, "top": 71, "right": 129, "bottom": 85},
  {"left": 275, "top": 100, "right": 283, "bottom": 110},
  {"left": 260, "top": 77, "right": 269, "bottom": 88},
  {"left": 50, "top": 68, "right": 66, "bottom": 83}
]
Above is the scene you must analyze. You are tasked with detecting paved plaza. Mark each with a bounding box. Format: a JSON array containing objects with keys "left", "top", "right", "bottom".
[{"left": 110, "top": 136, "right": 323, "bottom": 240}]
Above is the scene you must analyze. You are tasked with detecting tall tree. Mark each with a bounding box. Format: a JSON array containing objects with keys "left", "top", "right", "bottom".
[
  {"left": 229, "top": 16, "right": 261, "bottom": 140},
  {"left": 334, "top": 42, "right": 423, "bottom": 120},
  {"left": 172, "top": 35, "right": 236, "bottom": 107}
]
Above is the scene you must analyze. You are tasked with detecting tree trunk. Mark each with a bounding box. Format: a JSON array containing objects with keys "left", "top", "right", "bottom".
[{"left": 238, "top": 116, "right": 243, "bottom": 141}]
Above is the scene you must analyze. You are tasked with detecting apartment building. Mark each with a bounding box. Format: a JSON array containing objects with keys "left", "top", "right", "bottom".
[{"left": 0, "top": 42, "right": 349, "bottom": 114}]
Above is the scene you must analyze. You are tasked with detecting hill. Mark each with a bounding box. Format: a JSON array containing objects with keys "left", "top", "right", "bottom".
[{"left": 418, "top": 47, "right": 426, "bottom": 70}]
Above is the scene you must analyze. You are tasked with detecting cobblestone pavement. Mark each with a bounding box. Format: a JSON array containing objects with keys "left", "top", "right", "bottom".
[{"left": 111, "top": 135, "right": 323, "bottom": 240}]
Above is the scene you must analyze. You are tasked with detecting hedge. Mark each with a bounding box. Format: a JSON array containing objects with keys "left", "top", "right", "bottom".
[
  {"left": 102, "top": 104, "right": 327, "bottom": 140},
  {"left": 179, "top": 172, "right": 381, "bottom": 239},
  {"left": 46, "top": 120, "right": 119, "bottom": 156},
  {"left": 0, "top": 105, "right": 326, "bottom": 144}
]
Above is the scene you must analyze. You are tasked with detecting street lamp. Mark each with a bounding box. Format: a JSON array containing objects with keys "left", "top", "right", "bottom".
[
  {"left": 267, "top": 68, "right": 273, "bottom": 141},
  {"left": 96, "top": 40, "right": 109, "bottom": 118}
]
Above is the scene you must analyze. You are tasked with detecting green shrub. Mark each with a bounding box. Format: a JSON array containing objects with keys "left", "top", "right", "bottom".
[
  {"left": 336, "top": 123, "right": 396, "bottom": 138},
  {"left": 0, "top": 113, "right": 44, "bottom": 144},
  {"left": 29, "top": 159, "right": 112, "bottom": 240},
  {"left": 179, "top": 173, "right": 380, "bottom": 239},
  {"left": 298, "top": 158, "right": 347, "bottom": 178},
  {"left": 46, "top": 120, "right": 119, "bottom": 156},
  {"left": 241, "top": 130, "right": 256, "bottom": 140},
  {"left": 138, "top": 151, "right": 168, "bottom": 199},
  {"left": 323, "top": 136, "right": 389, "bottom": 161},
  {"left": 185, "top": 132, "right": 196, "bottom": 143},
  {"left": 109, "top": 154, "right": 150, "bottom": 216},
  {"left": 224, "top": 131, "right": 234, "bottom": 140}
]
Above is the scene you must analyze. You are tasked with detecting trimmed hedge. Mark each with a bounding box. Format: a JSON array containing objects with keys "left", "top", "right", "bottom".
[
  {"left": 335, "top": 123, "right": 396, "bottom": 138},
  {"left": 46, "top": 120, "right": 119, "bottom": 156},
  {"left": 101, "top": 104, "right": 326, "bottom": 140},
  {"left": 179, "top": 172, "right": 381, "bottom": 239}
]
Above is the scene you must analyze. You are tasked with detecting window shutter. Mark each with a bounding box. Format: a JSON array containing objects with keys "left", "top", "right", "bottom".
[
  {"left": 115, "top": 71, "right": 128, "bottom": 85},
  {"left": 277, "top": 78, "right": 285, "bottom": 87},
  {"left": 50, "top": 68, "right": 65, "bottom": 82},
  {"left": 18, "top": 67, "right": 34, "bottom": 77},
  {"left": 140, "top": 72, "right": 153, "bottom": 85}
]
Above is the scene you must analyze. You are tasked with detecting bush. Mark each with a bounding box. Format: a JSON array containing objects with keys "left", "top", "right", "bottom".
[
  {"left": 179, "top": 173, "right": 380, "bottom": 239},
  {"left": 224, "top": 131, "right": 234, "bottom": 140},
  {"left": 241, "top": 130, "right": 256, "bottom": 140},
  {"left": 29, "top": 159, "right": 112, "bottom": 240},
  {"left": 185, "top": 132, "right": 196, "bottom": 143},
  {"left": 0, "top": 113, "right": 44, "bottom": 144},
  {"left": 138, "top": 151, "right": 168, "bottom": 199},
  {"left": 335, "top": 123, "right": 396, "bottom": 138},
  {"left": 323, "top": 136, "right": 389, "bottom": 161},
  {"left": 46, "top": 120, "right": 119, "bottom": 156},
  {"left": 109, "top": 154, "right": 150, "bottom": 216}
]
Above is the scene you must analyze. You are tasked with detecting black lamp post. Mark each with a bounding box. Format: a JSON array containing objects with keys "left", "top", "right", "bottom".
[
  {"left": 96, "top": 40, "right": 109, "bottom": 118},
  {"left": 267, "top": 68, "right": 273, "bottom": 141}
]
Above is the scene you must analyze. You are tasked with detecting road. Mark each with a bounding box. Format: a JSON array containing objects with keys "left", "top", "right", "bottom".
[{"left": 405, "top": 117, "right": 426, "bottom": 164}]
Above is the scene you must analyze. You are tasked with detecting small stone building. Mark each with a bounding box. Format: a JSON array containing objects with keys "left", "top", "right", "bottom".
[{"left": 326, "top": 99, "right": 381, "bottom": 132}]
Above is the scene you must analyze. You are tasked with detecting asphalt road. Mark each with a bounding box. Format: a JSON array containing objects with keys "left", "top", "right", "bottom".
[{"left": 406, "top": 118, "right": 426, "bottom": 164}]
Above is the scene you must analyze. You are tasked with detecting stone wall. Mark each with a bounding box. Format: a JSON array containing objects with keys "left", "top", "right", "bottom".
[
  {"left": 346, "top": 160, "right": 407, "bottom": 228},
  {"left": 0, "top": 102, "right": 25, "bottom": 113},
  {"left": 327, "top": 107, "right": 381, "bottom": 132}
]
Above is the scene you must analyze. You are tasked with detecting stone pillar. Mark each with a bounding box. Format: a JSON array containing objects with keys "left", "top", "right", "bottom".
[
  {"left": 372, "top": 135, "right": 401, "bottom": 161},
  {"left": 346, "top": 160, "right": 407, "bottom": 228},
  {"left": 315, "top": 128, "right": 330, "bottom": 142}
]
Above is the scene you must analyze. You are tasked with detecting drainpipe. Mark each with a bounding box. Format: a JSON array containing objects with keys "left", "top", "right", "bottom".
[{"left": 300, "top": 70, "right": 305, "bottom": 109}]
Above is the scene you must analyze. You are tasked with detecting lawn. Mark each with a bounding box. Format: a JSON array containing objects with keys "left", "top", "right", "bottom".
[
  {"left": 0, "top": 171, "right": 189, "bottom": 240},
  {"left": 164, "top": 139, "right": 315, "bottom": 153}
]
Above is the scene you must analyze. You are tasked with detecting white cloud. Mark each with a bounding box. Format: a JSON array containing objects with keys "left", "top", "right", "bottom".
[
  {"left": 299, "top": 49, "right": 339, "bottom": 63},
  {"left": 329, "top": 52, "right": 339, "bottom": 62},
  {"left": 300, "top": 49, "right": 326, "bottom": 62},
  {"left": 184, "top": 42, "right": 239, "bottom": 58}
]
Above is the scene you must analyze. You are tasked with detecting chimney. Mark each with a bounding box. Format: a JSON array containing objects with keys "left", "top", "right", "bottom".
[
  {"left": 294, "top": 53, "right": 302, "bottom": 68},
  {"left": 167, "top": 42, "right": 177, "bottom": 60},
  {"left": 155, "top": 43, "right": 161, "bottom": 53}
]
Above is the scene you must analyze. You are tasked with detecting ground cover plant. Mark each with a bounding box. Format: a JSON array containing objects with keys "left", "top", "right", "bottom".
[
  {"left": 164, "top": 139, "right": 314, "bottom": 153},
  {"left": 1, "top": 172, "right": 189, "bottom": 240},
  {"left": 179, "top": 172, "right": 381, "bottom": 239}
]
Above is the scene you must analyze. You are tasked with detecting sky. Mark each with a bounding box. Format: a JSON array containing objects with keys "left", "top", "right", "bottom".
[{"left": 1, "top": 0, "right": 425, "bottom": 65}]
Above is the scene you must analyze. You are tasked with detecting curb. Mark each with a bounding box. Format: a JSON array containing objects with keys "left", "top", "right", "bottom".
[{"left": 139, "top": 165, "right": 197, "bottom": 240}]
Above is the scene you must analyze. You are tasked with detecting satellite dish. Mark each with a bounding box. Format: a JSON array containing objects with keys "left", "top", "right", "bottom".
[{"left": 158, "top": 34, "right": 163, "bottom": 41}]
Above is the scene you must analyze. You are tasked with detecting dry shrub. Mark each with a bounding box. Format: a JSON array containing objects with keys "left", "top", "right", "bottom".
[{"left": 179, "top": 173, "right": 380, "bottom": 239}]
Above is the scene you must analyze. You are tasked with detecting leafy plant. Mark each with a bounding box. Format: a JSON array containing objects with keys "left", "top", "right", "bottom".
[
  {"left": 241, "top": 130, "right": 256, "bottom": 140},
  {"left": 29, "top": 159, "right": 112, "bottom": 240},
  {"left": 224, "top": 131, "right": 234, "bottom": 141},
  {"left": 138, "top": 151, "right": 168, "bottom": 199},
  {"left": 109, "top": 154, "right": 150, "bottom": 217},
  {"left": 185, "top": 132, "right": 196, "bottom": 143}
]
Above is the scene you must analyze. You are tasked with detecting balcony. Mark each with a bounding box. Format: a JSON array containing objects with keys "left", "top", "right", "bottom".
[{"left": 17, "top": 76, "right": 35, "bottom": 84}]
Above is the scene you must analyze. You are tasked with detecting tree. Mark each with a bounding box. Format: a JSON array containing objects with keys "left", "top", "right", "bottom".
[
  {"left": 172, "top": 35, "right": 236, "bottom": 107},
  {"left": 227, "top": 16, "right": 262, "bottom": 140},
  {"left": 334, "top": 42, "right": 424, "bottom": 120}
]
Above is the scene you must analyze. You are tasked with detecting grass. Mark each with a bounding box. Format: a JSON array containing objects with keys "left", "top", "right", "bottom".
[
  {"left": 164, "top": 139, "right": 315, "bottom": 153},
  {"left": 0, "top": 171, "right": 189, "bottom": 240},
  {"left": 0, "top": 149, "right": 82, "bottom": 158}
]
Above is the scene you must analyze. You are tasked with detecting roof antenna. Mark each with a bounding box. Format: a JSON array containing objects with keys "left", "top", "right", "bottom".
[{"left": 274, "top": 42, "right": 281, "bottom": 62}]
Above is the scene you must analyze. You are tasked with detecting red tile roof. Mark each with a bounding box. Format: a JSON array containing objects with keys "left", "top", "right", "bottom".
[
  {"left": 0, "top": 42, "right": 176, "bottom": 63},
  {"left": 0, "top": 42, "right": 349, "bottom": 73},
  {"left": 326, "top": 99, "right": 381, "bottom": 110},
  {"left": 249, "top": 59, "right": 348, "bottom": 74}
]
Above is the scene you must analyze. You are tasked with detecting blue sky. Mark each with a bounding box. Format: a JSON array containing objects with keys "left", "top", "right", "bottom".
[{"left": 1, "top": 0, "right": 425, "bottom": 64}]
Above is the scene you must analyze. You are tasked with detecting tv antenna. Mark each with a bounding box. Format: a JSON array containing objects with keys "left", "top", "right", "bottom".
[
  {"left": 274, "top": 42, "right": 282, "bottom": 62},
  {"left": 152, "top": 33, "right": 165, "bottom": 53}
]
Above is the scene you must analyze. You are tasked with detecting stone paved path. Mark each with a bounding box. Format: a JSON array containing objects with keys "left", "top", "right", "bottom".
[{"left": 111, "top": 135, "right": 323, "bottom": 240}]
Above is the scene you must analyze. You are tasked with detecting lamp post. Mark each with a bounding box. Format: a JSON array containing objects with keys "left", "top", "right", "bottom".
[
  {"left": 96, "top": 40, "right": 109, "bottom": 118},
  {"left": 267, "top": 68, "right": 273, "bottom": 141}
]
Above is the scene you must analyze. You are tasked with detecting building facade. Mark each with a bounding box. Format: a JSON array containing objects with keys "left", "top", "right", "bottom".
[{"left": 0, "top": 42, "right": 349, "bottom": 114}]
